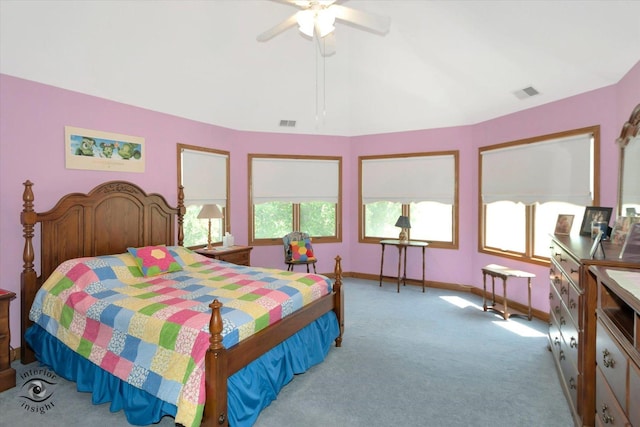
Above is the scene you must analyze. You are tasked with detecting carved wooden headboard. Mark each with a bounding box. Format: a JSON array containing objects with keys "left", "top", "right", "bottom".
[{"left": 20, "top": 180, "right": 185, "bottom": 362}]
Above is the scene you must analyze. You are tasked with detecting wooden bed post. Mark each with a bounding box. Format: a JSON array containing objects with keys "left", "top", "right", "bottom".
[
  {"left": 177, "top": 185, "right": 185, "bottom": 246},
  {"left": 203, "top": 299, "right": 228, "bottom": 426},
  {"left": 333, "top": 256, "right": 344, "bottom": 347},
  {"left": 20, "top": 181, "right": 38, "bottom": 363}
]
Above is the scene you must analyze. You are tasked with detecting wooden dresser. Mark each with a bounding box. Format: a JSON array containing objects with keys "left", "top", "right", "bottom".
[
  {"left": 590, "top": 266, "right": 640, "bottom": 427},
  {"left": 549, "top": 234, "right": 638, "bottom": 426}
]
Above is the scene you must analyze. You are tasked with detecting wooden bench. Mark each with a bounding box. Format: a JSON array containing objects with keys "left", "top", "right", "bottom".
[{"left": 481, "top": 264, "right": 535, "bottom": 320}]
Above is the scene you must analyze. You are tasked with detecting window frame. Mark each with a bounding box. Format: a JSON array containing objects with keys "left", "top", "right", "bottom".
[
  {"left": 177, "top": 143, "right": 230, "bottom": 249},
  {"left": 248, "top": 154, "right": 342, "bottom": 246},
  {"left": 358, "top": 151, "right": 459, "bottom": 249},
  {"left": 478, "top": 126, "right": 600, "bottom": 265}
]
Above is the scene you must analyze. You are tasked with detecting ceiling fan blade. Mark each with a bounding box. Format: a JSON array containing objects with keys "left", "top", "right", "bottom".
[
  {"left": 315, "top": 31, "right": 336, "bottom": 57},
  {"left": 331, "top": 4, "right": 390, "bottom": 34},
  {"left": 256, "top": 13, "right": 299, "bottom": 42}
]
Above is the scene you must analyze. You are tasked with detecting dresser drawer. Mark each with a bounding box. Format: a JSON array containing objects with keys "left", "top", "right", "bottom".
[
  {"left": 550, "top": 243, "right": 581, "bottom": 288},
  {"left": 630, "top": 361, "right": 640, "bottom": 427},
  {"left": 550, "top": 283, "right": 563, "bottom": 324},
  {"left": 596, "top": 320, "right": 628, "bottom": 410},
  {"left": 219, "top": 251, "right": 250, "bottom": 266},
  {"left": 566, "top": 282, "right": 581, "bottom": 327},
  {"left": 595, "top": 367, "right": 629, "bottom": 427},
  {"left": 559, "top": 341, "right": 579, "bottom": 411},
  {"left": 549, "top": 310, "right": 563, "bottom": 356}
]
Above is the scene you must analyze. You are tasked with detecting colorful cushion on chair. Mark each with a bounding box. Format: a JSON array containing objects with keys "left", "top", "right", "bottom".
[
  {"left": 289, "top": 239, "right": 316, "bottom": 262},
  {"left": 127, "top": 245, "right": 183, "bottom": 277}
]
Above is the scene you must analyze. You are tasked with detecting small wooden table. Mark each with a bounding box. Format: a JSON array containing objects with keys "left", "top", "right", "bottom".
[
  {"left": 195, "top": 245, "right": 253, "bottom": 266},
  {"left": 482, "top": 264, "right": 535, "bottom": 320},
  {"left": 0, "top": 289, "right": 16, "bottom": 392},
  {"left": 379, "top": 240, "right": 429, "bottom": 293}
]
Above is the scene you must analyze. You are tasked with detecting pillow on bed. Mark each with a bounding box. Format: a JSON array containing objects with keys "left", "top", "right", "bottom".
[
  {"left": 127, "top": 245, "right": 183, "bottom": 277},
  {"left": 289, "top": 239, "right": 316, "bottom": 262}
]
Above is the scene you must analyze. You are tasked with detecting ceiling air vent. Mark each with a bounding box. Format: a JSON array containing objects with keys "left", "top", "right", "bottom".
[
  {"left": 279, "top": 120, "right": 296, "bottom": 127},
  {"left": 513, "top": 86, "right": 540, "bottom": 100}
]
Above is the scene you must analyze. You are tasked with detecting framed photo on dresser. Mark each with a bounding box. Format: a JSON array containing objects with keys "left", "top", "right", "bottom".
[
  {"left": 554, "top": 214, "right": 574, "bottom": 235},
  {"left": 579, "top": 207, "right": 613, "bottom": 236},
  {"left": 619, "top": 222, "right": 640, "bottom": 261}
]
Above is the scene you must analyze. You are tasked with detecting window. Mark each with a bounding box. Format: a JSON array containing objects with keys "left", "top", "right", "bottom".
[
  {"left": 479, "top": 126, "right": 599, "bottom": 263},
  {"left": 359, "top": 151, "right": 458, "bottom": 248},
  {"left": 249, "top": 155, "right": 341, "bottom": 245},
  {"left": 178, "top": 144, "right": 230, "bottom": 248}
]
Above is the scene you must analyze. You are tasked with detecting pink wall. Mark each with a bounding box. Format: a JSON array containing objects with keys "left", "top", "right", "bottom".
[{"left": 1, "top": 63, "right": 638, "bottom": 348}]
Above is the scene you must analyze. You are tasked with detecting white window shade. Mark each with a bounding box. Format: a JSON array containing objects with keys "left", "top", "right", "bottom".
[
  {"left": 362, "top": 155, "right": 455, "bottom": 204},
  {"left": 181, "top": 149, "right": 227, "bottom": 205},
  {"left": 622, "top": 138, "right": 640, "bottom": 206},
  {"left": 252, "top": 157, "right": 340, "bottom": 204},
  {"left": 481, "top": 134, "right": 592, "bottom": 205}
]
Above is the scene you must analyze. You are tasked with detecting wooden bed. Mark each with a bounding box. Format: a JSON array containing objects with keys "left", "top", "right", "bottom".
[{"left": 20, "top": 179, "right": 344, "bottom": 426}]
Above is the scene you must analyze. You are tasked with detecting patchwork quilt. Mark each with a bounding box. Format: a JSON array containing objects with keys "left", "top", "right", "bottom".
[{"left": 29, "top": 246, "right": 332, "bottom": 427}]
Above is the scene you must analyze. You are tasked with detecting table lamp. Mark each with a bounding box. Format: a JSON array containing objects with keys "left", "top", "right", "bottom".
[
  {"left": 395, "top": 215, "right": 411, "bottom": 242},
  {"left": 197, "top": 204, "right": 223, "bottom": 250}
]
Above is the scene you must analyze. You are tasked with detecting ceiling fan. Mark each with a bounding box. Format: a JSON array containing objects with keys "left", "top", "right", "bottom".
[{"left": 256, "top": 0, "right": 391, "bottom": 57}]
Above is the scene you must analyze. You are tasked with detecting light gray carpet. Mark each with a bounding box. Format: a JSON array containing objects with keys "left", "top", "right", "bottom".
[{"left": 0, "top": 278, "right": 573, "bottom": 427}]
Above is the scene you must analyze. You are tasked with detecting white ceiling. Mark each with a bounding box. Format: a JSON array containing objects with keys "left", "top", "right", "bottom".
[{"left": 1, "top": 1, "right": 639, "bottom": 136}]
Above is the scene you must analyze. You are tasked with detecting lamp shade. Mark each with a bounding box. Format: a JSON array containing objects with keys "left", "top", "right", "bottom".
[
  {"left": 395, "top": 215, "right": 411, "bottom": 229},
  {"left": 197, "top": 204, "right": 223, "bottom": 219}
]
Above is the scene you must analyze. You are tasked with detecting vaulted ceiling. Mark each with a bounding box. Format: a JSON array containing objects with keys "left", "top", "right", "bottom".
[{"left": 1, "top": 1, "right": 639, "bottom": 136}]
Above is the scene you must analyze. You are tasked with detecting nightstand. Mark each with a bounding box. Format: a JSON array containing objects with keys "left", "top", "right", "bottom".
[
  {"left": 0, "top": 289, "right": 16, "bottom": 392},
  {"left": 195, "top": 245, "right": 253, "bottom": 266}
]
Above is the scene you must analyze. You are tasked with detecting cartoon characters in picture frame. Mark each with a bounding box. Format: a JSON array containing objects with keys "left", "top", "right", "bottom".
[
  {"left": 65, "top": 126, "right": 145, "bottom": 173},
  {"left": 70, "top": 135, "right": 141, "bottom": 160}
]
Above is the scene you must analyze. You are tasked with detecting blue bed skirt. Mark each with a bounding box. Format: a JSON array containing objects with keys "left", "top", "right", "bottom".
[{"left": 25, "top": 310, "right": 339, "bottom": 426}]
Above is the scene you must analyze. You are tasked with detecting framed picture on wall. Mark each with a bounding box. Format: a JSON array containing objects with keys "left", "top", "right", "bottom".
[
  {"left": 579, "top": 207, "right": 613, "bottom": 236},
  {"left": 554, "top": 214, "right": 574, "bottom": 235},
  {"left": 65, "top": 126, "right": 145, "bottom": 173}
]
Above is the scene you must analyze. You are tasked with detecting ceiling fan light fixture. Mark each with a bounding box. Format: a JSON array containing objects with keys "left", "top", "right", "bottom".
[
  {"left": 296, "top": 8, "right": 335, "bottom": 38},
  {"left": 316, "top": 9, "right": 336, "bottom": 37},
  {"left": 296, "top": 10, "right": 315, "bottom": 37}
]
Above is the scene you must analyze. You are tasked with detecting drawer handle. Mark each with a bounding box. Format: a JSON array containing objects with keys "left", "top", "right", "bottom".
[
  {"left": 601, "top": 404, "right": 614, "bottom": 424},
  {"left": 570, "top": 268, "right": 578, "bottom": 274},
  {"left": 559, "top": 350, "right": 565, "bottom": 360},
  {"left": 560, "top": 286, "right": 568, "bottom": 295},
  {"left": 602, "top": 349, "right": 616, "bottom": 368},
  {"left": 560, "top": 316, "right": 566, "bottom": 326},
  {"left": 569, "top": 299, "right": 576, "bottom": 309},
  {"left": 570, "top": 337, "right": 577, "bottom": 348},
  {"left": 554, "top": 306, "right": 561, "bottom": 315},
  {"left": 554, "top": 337, "right": 561, "bottom": 347},
  {"left": 554, "top": 277, "right": 561, "bottom": 286},
  {"left": 549, "top": 292, "right": 554, "bottom": 300},
  {"left": 569, "top": 377, "right": 576, "bottom": 389}
]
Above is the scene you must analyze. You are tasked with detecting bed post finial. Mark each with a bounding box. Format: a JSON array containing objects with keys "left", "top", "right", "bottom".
[
  {"left": 177, "top": 185, "right": 185, "bottom": 246},
  {"left": 21, "top": 180, "right": 36, "bottom": 276},
  {"left": 208, "top": 299, "right": 224, "bottom": 350}
]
